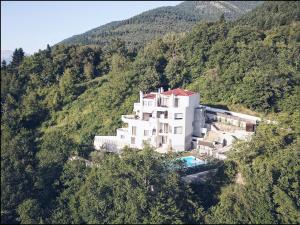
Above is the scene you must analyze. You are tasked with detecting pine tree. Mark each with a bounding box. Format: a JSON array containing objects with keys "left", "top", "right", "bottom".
[
  {"left": 219, "top": 13, "right": 226, "bottom": 23},
  {"left": 11, "top": 48, "right": 25, "bottom": 68},
  {"left": 1, "top": 60, "right": 7, "bottom": 68}
]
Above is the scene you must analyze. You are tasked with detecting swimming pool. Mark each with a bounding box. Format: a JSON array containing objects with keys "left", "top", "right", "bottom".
[{"left": 179, "top": 156, "right": 205, "bottom": 167}]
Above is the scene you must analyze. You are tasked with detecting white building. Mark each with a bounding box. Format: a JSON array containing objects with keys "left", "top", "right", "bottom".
[{"left": 94, "top": 88, "right": 260, "bottom": 154}]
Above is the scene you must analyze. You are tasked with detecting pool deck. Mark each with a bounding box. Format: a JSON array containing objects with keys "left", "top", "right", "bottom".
[{"left": 181, "top": 149, "right": 208, "bottom": 160}]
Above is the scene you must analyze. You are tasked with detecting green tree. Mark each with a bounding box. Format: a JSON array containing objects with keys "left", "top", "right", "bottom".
[
  {"left": 1, "top": 129, "right": 36, "bottom": 224},
  {"left": 59, "top": 68, "right": 78, "bottom": 103},
  {"left": 138, "top": 66, "right": 161, "bottom": 92},
  {"left": 83, "top": 62, "right": 94, "bottom": 79},
  {"left": 74, "top": 147, "right": 203, "bottom": 224},
  {"left": 165, "top": 55, "right": 190, "bottom": 89},
  {"left": 11, "top": 48, "right": 25, "bottom": 68},
  {"left": 1, "top": 60, "right": 7, "bottom": 68},
  {"left": 17, "top": 199, "right": 42, "bottom": 224}
]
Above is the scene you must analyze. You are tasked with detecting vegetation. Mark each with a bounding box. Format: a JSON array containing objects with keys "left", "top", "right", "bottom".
[
  {"left": 1, "top": 1, "right": 300, "bottom": 224},
  {"left": 59, "top": 1, "right": 262, "bottom": 50},
  {"left": 206, "top": 124, "right": 300, "bottom": 224}
]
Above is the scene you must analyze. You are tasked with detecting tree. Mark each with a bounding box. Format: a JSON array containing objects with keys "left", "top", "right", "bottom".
[
  {"left": 1, "top": 60, "right": 7, "bottom": 68},
  {"left": 35, "top": 130, "right": 78, "bottom": 210},
  {"left": 74, "top": 147, "right": 204, "bottom": 224},
  {"left": 207, "top": 123, "right": 299, "bottom": 224},
  {"left": 50, "top": 160, "right": 89, "bottom": 224},
  {"left": 11, "top": 48, "right": 25, "bottom": 68},
  {"left": 17, "top": 199, "right": 42, "bottom": 224},
  {"left": 83, "top": 62, "right": 94, "bottom": 80},
  {"left": 138, "top": 67, "right": 161, "bottom": 92},
  {"left": 108, "top": 38, "right": 127, "bottom": 56},
  {"left": 59, "top": 68, "right": 78, "bottom": 102},
  {"left": 165, "top": 56, "right": 190, "bottom": 89},
  {"left": 219, "top": 13, "right": 226, "bottom": 23},
  {"left": 1, "top": 129, "right": 37, "bottom": 224},
  {"left": 46, "top": 44, "right": 52, "bottom": 58}
]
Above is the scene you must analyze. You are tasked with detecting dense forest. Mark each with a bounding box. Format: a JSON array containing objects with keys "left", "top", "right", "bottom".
[
  {"left": 59, "top": 1, "right": 262, "bottom": 50},
  {"left": 1, "top": 1, "right": 300, "bottom": 224}
]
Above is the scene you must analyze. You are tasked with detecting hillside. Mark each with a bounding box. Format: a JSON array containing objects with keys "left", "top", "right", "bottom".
[
  {"left": 58, "top": 1, "right": 262, "bottom": 50},
  {"left": 1, "top": 1, "right": 299, "bottom": 224},
  {"left": 237, "top": 0, "right": 300, "bottom": 29}
]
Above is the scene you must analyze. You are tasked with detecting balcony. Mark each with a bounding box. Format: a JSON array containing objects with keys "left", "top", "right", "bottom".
[
  {"left": 158, "top": 114, "right": 168, "bottom": 123},
  {"left": 122, "top": 114, "right": 139, "bottom": 122},
  {"left": 122, "top": 114, "right": 151, "bottom": 126},
  {"left": 117, "top": 128, "right": 128, "bottom": 133},
  {"left": 94, "top": 136, "right": 127, "bottom": 153},
  {"left": 134, "top": 102, "right": 156, "bottom": 113},
  {"left": 158, "top": 103, "right": 168, "bottom": 108},
  {"left": 159, "top": 130, "right": 169, "bottom": 135}
]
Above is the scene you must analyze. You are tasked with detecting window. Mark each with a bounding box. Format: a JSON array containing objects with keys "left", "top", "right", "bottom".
[
  {"left": 148, "top": 101, "right": 152, "bottom": 106},
  {"left": 131, "top": 137, "right": 135, "bottom": 144},
  {"left": 174, "top": 126, "right": 183, "bottom": 134},
  {"left": 132, "top": 126, "right": 136, "bottom": 136},
  {"left": 121, "top": 135, "right": 125, "bottom": 139},
  {"left": 161, "top": 136, "right": 167, "bottom": 144},
  {"left": 174, "top": 113, "right": 183, "bottom": 119},
  {"left": 159, "top": 123, "right": 168, "bottom": 133},
  {"left": 161, "top": 97, "right": 169, "bottom": 107},
  {"left": 144, "top": 130, "right": 149, "bottom": 136},
  {"left": 143, "top": 113, "right": 151, "bottom": 121},
  {"left": 174, "top": 98, "right": 179, "bottom": 107}
]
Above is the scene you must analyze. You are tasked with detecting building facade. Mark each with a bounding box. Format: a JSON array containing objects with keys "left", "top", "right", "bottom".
[{"left": 94, "top": 88, "right": 260, "bottom": 154}]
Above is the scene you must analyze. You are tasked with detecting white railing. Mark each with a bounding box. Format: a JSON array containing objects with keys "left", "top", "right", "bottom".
[
  {"left": 121, "top": 115, "right": 138, "bottom": 123},
  {"left": 94, "top": 136, "right": 128, "bottom": 153},
  {"left": 122, "top": 115, "right": 137, "bottom": 119},
  {"left": 117, "top": 128, "right": 128, "bottom": 133},
  {"left": 201, "top": 105, "right": 261, "bottom": 122}
]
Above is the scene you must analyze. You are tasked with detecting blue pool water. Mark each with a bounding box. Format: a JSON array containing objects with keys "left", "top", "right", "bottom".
[{"left": 180, "top": 156, "right": 205, "bottom": 167}]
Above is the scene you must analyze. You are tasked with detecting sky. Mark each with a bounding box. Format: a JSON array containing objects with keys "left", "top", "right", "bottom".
[{"left": 1, "top": 1, "right": 182, "bottom": 54}]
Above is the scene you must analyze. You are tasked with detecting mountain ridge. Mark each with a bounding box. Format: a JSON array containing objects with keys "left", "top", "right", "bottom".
[{"left": 58, "top": 1, "right": 263, "bottom": 49}]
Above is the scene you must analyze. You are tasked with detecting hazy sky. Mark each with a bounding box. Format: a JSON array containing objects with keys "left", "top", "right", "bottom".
[{"left": 1, "top": 1, "right": 182, "bottom": 54}]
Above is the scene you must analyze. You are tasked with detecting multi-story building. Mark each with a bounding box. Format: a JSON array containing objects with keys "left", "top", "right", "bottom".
[{"left": 94, "top": 88, "right": 260, "bottom": 154}]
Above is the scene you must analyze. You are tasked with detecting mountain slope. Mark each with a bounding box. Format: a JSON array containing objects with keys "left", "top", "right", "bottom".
[
  {"left": 237, "top": 1, "right": 300, "bottom": 29},
  {"left": 1, "top": 1, "right": 299, "bottom": 224},
  {"left": 58, "top": 1, "right": 262, "bottom": 49}
]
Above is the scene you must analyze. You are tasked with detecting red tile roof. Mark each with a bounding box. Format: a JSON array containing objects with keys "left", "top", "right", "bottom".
[
  {"left": 143, "top": 93, "right": 156, "bottom": 99},
  {"left": 162, "top": 88, "right": 195, "bottom": 96}
]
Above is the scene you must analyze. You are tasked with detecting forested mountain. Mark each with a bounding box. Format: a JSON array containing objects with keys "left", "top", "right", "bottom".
[
  {"left": 59, "top": 1, "right": 263, "bottom": 50},
  {"left": 1, "top": 1, "right": 300, "bottom": 224},
  {"left": 237, "top": 0, "right": 300, "bottom": 29}
]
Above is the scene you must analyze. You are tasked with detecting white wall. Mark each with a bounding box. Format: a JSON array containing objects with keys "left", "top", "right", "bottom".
[{"left": 202, "top": 105, "right": 260, "bottom": 122}]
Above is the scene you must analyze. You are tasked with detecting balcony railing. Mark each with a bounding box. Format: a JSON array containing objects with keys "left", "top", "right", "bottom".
[
  {"left": 122, "top": 115, "right": 140, "bottom": 122},
  {"left": 94, "top": 136, "right": 127, "bottom": 153}
]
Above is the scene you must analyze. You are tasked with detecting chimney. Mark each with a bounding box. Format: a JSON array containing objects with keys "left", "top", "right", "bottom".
[
  {"left": 139, "top": 90, "right": 143, "bottom": 103},
  {"left": 160, "top": 87, "right": 164, "bottom": 93},
  {"left": 171, "top": 93, "right": 175, "bottom": 107}
]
